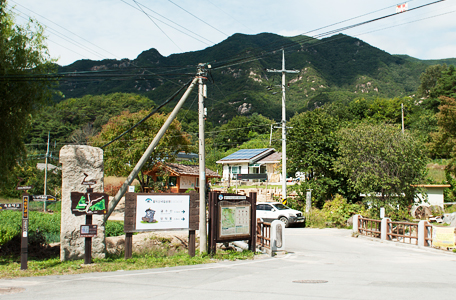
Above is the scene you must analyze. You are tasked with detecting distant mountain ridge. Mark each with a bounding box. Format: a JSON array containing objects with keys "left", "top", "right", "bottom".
[{"left": 57, "top": 32, "right": 451, "bottom": 124}]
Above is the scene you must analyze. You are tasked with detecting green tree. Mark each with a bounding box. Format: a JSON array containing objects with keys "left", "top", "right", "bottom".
[
  {"left": 334, "top": 123, "right": 428, "bottom": 210},
  {"left": 430, "top": 65, "right": 456, "bottom": 100},
  {"left": 90, "top": 111, "right": 193, "bottom": 191},
  {"left": 429, "top": 96, "right": 456, "bottom": 158},
  {"left": 26, "top": 93, "right": 155, "bottom": 147},
  {"left": 213, "top": 114, "right": 273, "bottom": 151},
  {"left": 0, "top": 1, "right": 56, "bottom": 182},
  {"left": 0, "top": 158, "right": 61, "bottom": 199},
  {"left": 287, "top": 109, "right": 345, "bottom": 206},
  {"left": 417, "top": 64, "right": 447, "bottom": 98}
]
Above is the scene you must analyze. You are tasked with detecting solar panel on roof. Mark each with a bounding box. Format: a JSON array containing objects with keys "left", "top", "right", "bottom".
[{"left": 221, "top": 148, "right": 269, "bottom": 160}]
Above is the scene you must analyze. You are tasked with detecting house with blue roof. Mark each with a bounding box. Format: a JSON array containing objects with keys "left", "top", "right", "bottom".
[{"left": 216, "top": 148, "right": 282, "bottom": 182}]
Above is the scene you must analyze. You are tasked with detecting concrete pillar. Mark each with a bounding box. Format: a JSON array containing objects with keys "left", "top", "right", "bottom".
[
  {"left": 381, "top": 218, "right": 391, "bottom": 240},
  {"left": 59, "top": 145, "right": 106, "bottom": 261},
  {"left": 353, "top": 215, "right": 360, "bottom": 233},
  {"left": 271, "top": 220, "right": 286, "bottom": 254}
]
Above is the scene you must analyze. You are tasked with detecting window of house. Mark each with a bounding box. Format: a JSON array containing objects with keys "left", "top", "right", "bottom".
[
  {"left": 231, "top": 166, "right": 239, "bottom": 174},
  {"left": 168, "top": 176, "right": 177, "bottom": 187}
]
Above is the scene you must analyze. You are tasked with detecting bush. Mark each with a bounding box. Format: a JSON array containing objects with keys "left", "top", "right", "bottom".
[
  {"left": 322, "top": 194, "right": 363, "bottom": 227},
  {"left": 305, "top": 209, "right": 326, "bottom": 228},
  {"left": 0, "top": 211, "right": 61, "bottom": 245},
  {"left": 105, "top": 220, "right": 124, "bottom": 237}
]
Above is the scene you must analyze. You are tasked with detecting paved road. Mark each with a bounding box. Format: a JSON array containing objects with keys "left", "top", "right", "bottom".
[{"left": 1, "top": 228, "right": 456, "bottom": 299}]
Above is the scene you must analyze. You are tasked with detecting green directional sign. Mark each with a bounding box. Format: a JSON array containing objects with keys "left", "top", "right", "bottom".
[{"left": 71, "top": 192, "right": 109, "bottom": 216}]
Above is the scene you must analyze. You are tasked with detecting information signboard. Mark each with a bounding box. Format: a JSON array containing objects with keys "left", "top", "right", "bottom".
[
  {"left": 80, "top": 225, "right": 98, "bottom": 237},
  {"left": 135, "top": 194, "right": 190, "bottom": 231},
  {"left": 0, "top": 203, "right": 22, "bottom": 210},
  {"left": 32, "top": 195, "right": 57, "bottom": 202},
  {"left": 71, "top": 192, "right": 109, "bottom": 216},
  {"left": 123, "top": 192, "right": 199, "bottom": 259},
  {"left": 432, "top": 226, "right": 456, "bottom": 248},
  {"left": 208, "top": 192, "right": 256, "bottom": 255},
  {"left": 219, "top": 203, "right": 250, "bottom": 238},
  {"left": 22, "top": 195, "right": 29, "bottom": 219}
]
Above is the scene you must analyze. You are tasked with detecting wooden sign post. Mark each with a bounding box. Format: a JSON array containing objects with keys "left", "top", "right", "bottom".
[
  {"left": 208, "top": 191, "right": 256, "bottom": 255},
  {"left": 16, "top": 180, "right": 33, "bottom": 271},
  {"left": 70, "top": 174, "right": 108, "bottom": 265},
  {"left": 124, "top": 192, "right": 199, "bottom": 258}
]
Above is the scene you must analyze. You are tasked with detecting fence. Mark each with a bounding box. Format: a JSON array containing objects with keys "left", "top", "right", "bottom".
[
  {"left": 387, "top": 220, "right": 419, "bottom": 245},
  {"left": 355, "top": 215, "right": 433, "bottom": 247},
  {"left": 425, "top": 222, "right": 433, "bottom": 246},
  {"left": 358, "top": 217, "right": 381, "bottom": 238},
  {"left": 256, "top": 218, "right": 271, "bottom": 250}
]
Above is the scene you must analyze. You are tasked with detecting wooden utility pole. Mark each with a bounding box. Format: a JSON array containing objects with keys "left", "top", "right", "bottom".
[{"left": 267, "top": 49, "right": 299, "bottom": 204}]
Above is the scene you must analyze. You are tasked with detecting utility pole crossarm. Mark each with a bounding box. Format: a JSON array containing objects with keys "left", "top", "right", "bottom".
[{"left": 266, "top": 69, "right": 300, "bottom": 74}]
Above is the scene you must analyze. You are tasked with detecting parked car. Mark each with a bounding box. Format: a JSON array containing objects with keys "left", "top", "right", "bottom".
[{"left": 256, "top": 201, "right": 305, "bottom": 227}]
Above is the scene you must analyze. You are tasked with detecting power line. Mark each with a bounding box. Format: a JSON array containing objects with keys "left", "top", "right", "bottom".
[
  {"left": 167, "top": 0, "right": 229, "bottom": 37},
  {"left": 9, "top": 0, "right": 120, "bottom": 59},
  {"left": 121, "top": 0, "right": 214, "bottom": 46},
  {"left": 132, "top": 0, "right": 183, "bottom": 53}
]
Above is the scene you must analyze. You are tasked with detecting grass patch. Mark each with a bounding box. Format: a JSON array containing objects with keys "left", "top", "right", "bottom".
[{"left": 0, "top": 249, "right": 254, "bottom": 279}]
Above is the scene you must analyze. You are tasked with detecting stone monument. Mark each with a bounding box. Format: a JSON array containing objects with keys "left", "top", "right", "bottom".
[{"left": 59, "top": 145, "right": 106, "bottom": 261}]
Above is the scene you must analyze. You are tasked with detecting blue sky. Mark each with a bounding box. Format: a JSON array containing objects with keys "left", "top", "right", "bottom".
[{"left": 8, "top": 0, "right": 456, "bottom": 66}]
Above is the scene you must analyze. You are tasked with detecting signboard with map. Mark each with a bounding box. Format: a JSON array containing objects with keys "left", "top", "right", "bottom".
[
  {"left": 208, "top": 192, "right": 256, "bottom": 255},
  {"left": 70, "top": 192, "right": 109, "bottom": 216},
  {"left": 220, "top": 204, "right": 250, "bottom": 237}
]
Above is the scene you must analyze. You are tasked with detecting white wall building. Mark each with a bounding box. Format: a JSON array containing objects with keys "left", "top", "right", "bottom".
[{"left": 216, "top": 148, "right": 281, "bottom": 182}]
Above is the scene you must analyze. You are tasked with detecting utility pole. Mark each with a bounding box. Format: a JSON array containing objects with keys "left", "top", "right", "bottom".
[
  {"left": 198, "top": 63, "right": 208, "bottom": 253},
  {"left": 44, "top": 131, "right": 50, "bottom": 212},
  {"left": 267, "top": 49, "right": 299, "bottom": 205}
]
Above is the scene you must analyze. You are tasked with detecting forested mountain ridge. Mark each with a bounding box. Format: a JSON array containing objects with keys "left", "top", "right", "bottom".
[
  {"left": 56, "top": 32, "right": 444, "bottom": 125},
  {"left": 27, "top": 32, "right": 454, "bottom": 149}
]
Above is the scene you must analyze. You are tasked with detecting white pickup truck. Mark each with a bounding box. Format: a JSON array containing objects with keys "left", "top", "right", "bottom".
[{"left": 256, "top": 201, "right": 305, "bottom": 227}]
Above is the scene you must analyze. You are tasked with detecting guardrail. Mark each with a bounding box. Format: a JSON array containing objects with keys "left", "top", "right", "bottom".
[
  {"left": 256, "top": 218, "right": 271, "bottom": 249},
  {"left": 358, "top": 217, "right": 381, "bottom": 238},
  {"left": 354, "top": 215, "right": 435, "bottom": 247},
  {"left": 387, "top": 220, "right": 419, "bottom": 245}
]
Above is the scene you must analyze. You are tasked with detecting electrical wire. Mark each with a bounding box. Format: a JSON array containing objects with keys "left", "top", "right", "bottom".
[
  {"left": 167, "top": 0, "right": 229, "bottom": 37},
  {"left": 132, "top": 0, "right": 183, "bottom": 53},
  {"left": 121, "top": 0, "right": 214, "bottom": 46},
  {"left": 9, "top": 0, "right": 120, "bottom": 59}
]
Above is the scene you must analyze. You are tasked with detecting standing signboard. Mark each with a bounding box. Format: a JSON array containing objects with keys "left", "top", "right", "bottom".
[
  {"left": 70, "top": 175, "right": 109, "bottom": 264},
  {"left": 208, "top": 192, "right": 256, "bottom": 255},
  {"left": 16, "top": 181, "right": 32, "bottom": 271},
  {"left": 135, "top": 194, "right": 189, "bottom": 230},
  {"left": 124, "top": 192, "right": 199, "bottom": 258}
]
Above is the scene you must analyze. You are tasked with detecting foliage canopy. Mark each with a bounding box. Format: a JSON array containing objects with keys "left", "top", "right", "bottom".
[
  {"left": 90, "top": 110, "right": 193, "bottom": 191},
  {"left": 334, "top": 123, "right": 428, "bottom": 209},
  {"left": 0, "top": 1, "right": 56, "bottom": 182}
]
